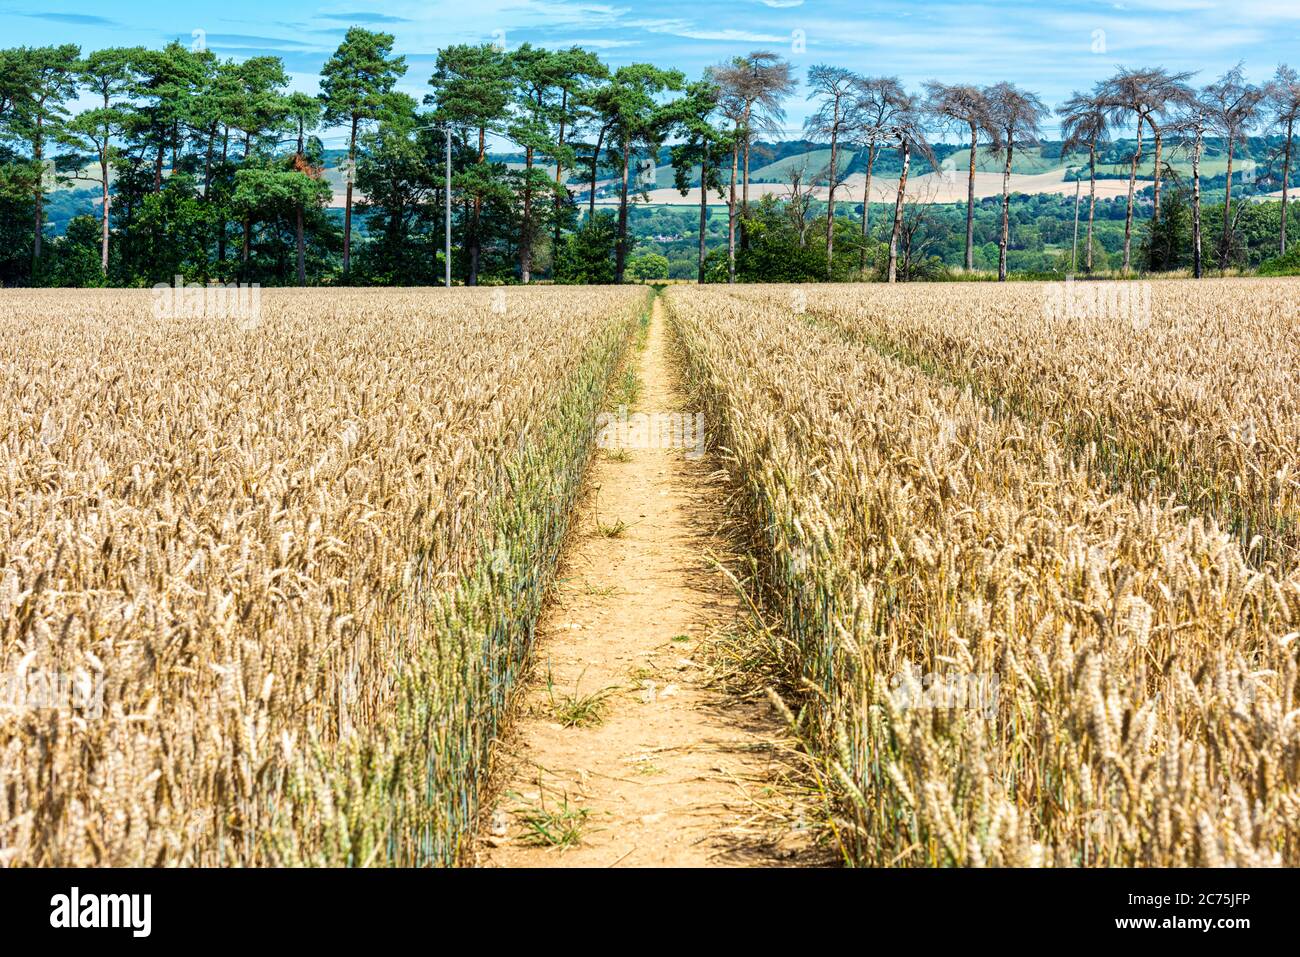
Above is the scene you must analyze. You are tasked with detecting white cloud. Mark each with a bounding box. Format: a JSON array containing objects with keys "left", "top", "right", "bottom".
[{"left": 629, "top": 18, "right": 788, "bottom": 43}]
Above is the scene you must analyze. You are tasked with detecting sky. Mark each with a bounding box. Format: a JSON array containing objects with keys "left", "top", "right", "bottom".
[{"left": 3, "top": 0, "right": 1299, "bottom": 142}]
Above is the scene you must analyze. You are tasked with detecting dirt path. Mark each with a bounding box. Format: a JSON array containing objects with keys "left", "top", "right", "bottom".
[{"left": 477, "top": 296, "right": 818, "bottom": 868}]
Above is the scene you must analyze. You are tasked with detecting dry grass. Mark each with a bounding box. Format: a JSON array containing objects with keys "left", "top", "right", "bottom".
[
  {"left": 0, "top": 285, "right": 646, "bottom": 866},
  {"left": 667, "top": 281, "right": 1300, "bottom": 868}
]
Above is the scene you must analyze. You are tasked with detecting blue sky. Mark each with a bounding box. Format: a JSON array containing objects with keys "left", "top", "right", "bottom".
[{"left": 4, "top": 0, "right": 1299, "bottom": 141}]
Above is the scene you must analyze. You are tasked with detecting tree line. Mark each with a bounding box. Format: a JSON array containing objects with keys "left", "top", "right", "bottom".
[{"left": 1, "top": 31, "right": 1297, "bottom": 287}]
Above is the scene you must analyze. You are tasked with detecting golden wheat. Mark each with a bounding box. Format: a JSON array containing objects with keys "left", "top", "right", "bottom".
[
  {"left": 0, "top": 285, "right": 645, "bottom": 866},
  {"left": 666, "top": 281, "right": 1300, "bottom": 867},
  {"left": 727, "top": 279, "right": 1300, "bottom": 570}
]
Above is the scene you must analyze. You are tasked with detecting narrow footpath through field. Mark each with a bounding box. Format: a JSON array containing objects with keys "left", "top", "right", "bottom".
[{"left": 476, "top": 295, "right": 818, "bottom": 867}]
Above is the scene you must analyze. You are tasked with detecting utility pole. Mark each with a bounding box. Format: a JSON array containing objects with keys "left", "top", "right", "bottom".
[
  {"left": 444, "top": 126, "right": 452, "bottom": 288},
  {"left": 416, "top": 122, "right": 454, "bottom": 287}
]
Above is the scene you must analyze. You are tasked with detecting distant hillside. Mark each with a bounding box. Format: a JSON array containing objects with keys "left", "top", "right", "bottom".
[{"left": 38, "top": 135, "right": 1299, "bottom": 235}]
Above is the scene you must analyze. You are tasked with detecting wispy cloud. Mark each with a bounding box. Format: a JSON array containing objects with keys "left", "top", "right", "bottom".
[
  {"left": 549, "top": 37, "right": 641, "bottom": 49},
  {"left": 314, "top": 12, "right": 413, "bottom": 24},
  {"left": 200, "top": 33, "right": 332, "bottom": 51},
  {"left": 631, "top": 18, "right": 788, "bottom": 43},
  {"left": 19, "top": 12, "right": 120, "bottom": 26}
]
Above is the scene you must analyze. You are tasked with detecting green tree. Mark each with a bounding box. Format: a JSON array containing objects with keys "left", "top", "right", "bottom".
[
  {"left": 1142, "top": 179, "right": 1191, "bottom": 271},
  {"left": 543, "top": 48, "right": 608, "bottom": 253},
  {"left": 588, "top": 64, "right": 684, "bottom": 282},
  {"left": 669, "top": 80, "right": 730, "bottom": 282},
  {"left": 425, "top": 43, "right": 512, "bottom": 285},
  {"left": 626, "top": 251, "right": 668, "bottom": 280},
  {"left": 355, "top": 100, "right": 444, "bottom": 284},
  {"left": 285, "top": 92, "right": 323, "bottom": 284},
  {"left": 228, "top": 56, "right": 290, "bottom": 271},
  {"left": 8, "top": 45, "right": 80, "bottom": 266},
  {"left": 133, "top": 42, "right": 210, "bottom": 191},
  {"left": 554, "top": 210, "right": 619, "bottom": 283},
  {"left": 231, "top": 162, "right": 331, "bottom": 283},
  {"left": 63, "top": 48, "right": 138, "bottom": 274},
  {"left": 320, "top": 28, "right": 408, "bottom": 280}
]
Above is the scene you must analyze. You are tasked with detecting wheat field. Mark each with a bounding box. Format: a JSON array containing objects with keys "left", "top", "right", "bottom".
[
  {"left": 0, "top": 286, "right": 645, "bottom": 866},
  {"left": 4, "top": 279, "right": 1298, "bottom": 869},
  {"left": 665, "top": 280, "right": 1300, "bottom": 867}
]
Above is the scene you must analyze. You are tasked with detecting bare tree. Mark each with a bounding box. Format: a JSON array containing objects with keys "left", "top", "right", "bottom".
[
  {"left": 805, "top": 65, "right": 863, "bottom": 277},
  {"left": 1265, "top": 65, "right": 1300, "bottom": 255},
  {"left": 1058, "top": 88, "right": 1110, "bottom": 272},
  {"left": 712, "top": 52, "right": 795, "bottom": 253},
  {"left": 880, "top": 91, "right": 937, "bottom": 283},
  {"left": 924, "top": 82, "right": 997, "bottom": 270},
  {"left": 1203, "top": 63, "right": 1264, "bottom": 267},
  {"left": 783, "top": 161, "right": 815, "bottom": 248},
  {"left": 712, "top": 52, "right": 794, "bottom": 282},
  {"left": 986, "top": 81, "right": 1048, "bottom": 281},
  {"left": 853, "top": 76, "right": 905, "bottom": 271},
  {"left": 1169, "top": 96, "right": 1215, "bottom": 278},
  {"left": 713, "top": 76, "right": 745, "bottom": 283},
  {"left": 897, "top": 177, "right": 944, "bottom": 280},
  {"left": 1098, "top": 67, "right": 1194, "bottom": 273},
  {"left": 1146, "top": 73, "right": 1195, "bottom": 223}
]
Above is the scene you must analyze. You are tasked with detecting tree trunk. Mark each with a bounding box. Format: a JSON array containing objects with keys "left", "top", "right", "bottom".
[
  {"left": 1122, "top": 120, "right": 1143, "bottom": 275},
  {"left": 1221, "top": 137, "right": 1235, "bottom": 267},
  {"left": 825, "top": 124, "right": 839, "bottom": 278},
  {"left": 521, "top": 142, "right": 533, "bottom": 283},
  {"left": 100, "top": 156, "right": 110, "bottom": 275},
  {"left": 1151, "top": 125, "right": 1164, "bottom": 224},
  {"left": 32, "top": 114, "right": 44, "bottom": 264},
  {"left": 1192, "top": 130, "right": 1203, "bottom": 279},
  {"left": 587, "top": 125, "right": 606, "bottom": 223},
  {"left": 469, "top": 124, "right": 487, "bottom": 287},
  {"left": 1282, "top": 120, "right": 1293, "bottom": 256},
  {"left": 342, "top": 115, "right": 358, "bottom": 280},
  {"left": 1071, "top": 176, "right": 1081, "bottom": 272},
  {"left": 218, "top": 129, "right": 229, "bottom": 265},
  {"left": 998, "top": 140, "right": 1013, "bottom": 281},
  {"left": 154, "top": 143, "right": 164, "bottom": 192},
  {"left": 616, "top": 143, "right": 630, "bottom": 283},
  {"left": 727, "top": 137, "right": 738, "bottom": 284},
  {"left": 698, "top": 147, "right": 709, "bottom": 284},
  {"left": 1086, "top": 144, "right": 1097, "bottom": 272},
  {"left": 203, "top": 121, "right": 216, "bottom": 200},
  {"left": 554, "top": 89, "right": 568, "bottom": 252},
  {"left": 965, "top": 123, "right": 978, "bottom": 270},
  {"left": 860, "top": 146, "right": 877, "bottom": 273},
  {"left": 888, "top": 142, "right": 911, "bottom": 283},
  {"left": 296, "top": 203, "right": 306, "bottom": 285}
]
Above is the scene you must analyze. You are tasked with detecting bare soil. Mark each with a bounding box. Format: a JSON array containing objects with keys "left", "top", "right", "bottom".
[{"left": 476, "top": 296, "right": 821, "bottom": 868}]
